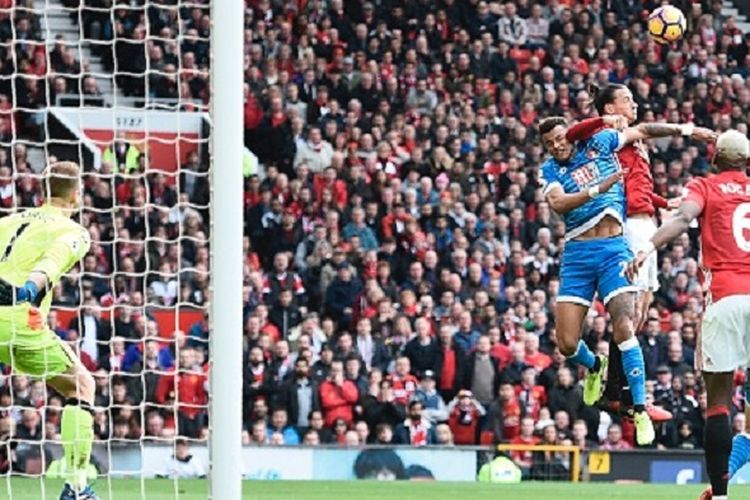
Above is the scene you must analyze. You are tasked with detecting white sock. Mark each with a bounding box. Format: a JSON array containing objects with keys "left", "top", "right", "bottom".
[{"left": 712, "top": 496, "right": 727, "bottom": 500}]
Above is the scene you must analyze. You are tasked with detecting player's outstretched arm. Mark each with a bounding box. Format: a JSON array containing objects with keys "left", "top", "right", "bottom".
[
  {"left": 650, "top": 199, "right": 702, "bottom": 249},
  {"left": 545, "top": 171, "right": 623, "bottom": 214},
  {"left": 626, "top": 200, "right": 701, "bottom": 281},
  {"left": 621, "top": 123, "right": 717, "bottom": 146},
  {"left": 567, "top": 116, "right": 629, "bottom": 143},
  {"left": 566, "top": 117, "right": 604, "bottom": 142}
]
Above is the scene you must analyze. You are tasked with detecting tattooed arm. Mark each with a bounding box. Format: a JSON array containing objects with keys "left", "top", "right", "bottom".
[{"left": 621, "top": 123, "right": 717, "bottom": 146}]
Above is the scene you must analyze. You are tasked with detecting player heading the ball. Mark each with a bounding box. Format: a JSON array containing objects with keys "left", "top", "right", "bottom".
[{"left": 538, "top": 116, "right": 715, "bottom": 447}]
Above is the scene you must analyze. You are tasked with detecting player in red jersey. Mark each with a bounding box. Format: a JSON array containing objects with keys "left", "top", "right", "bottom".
[
  {"left": 629, "top": 129, "right": 746, "bottom": 500},
  {"left": 566, "top": 83, "right": 694, "bottom": 423}
]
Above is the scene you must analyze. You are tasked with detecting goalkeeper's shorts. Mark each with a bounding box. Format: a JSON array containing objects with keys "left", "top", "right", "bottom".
[{"left": 0, "top": 303, "right": 76, "bottom": 378}]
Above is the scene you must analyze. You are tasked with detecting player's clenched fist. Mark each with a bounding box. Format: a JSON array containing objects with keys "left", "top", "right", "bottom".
[{"left": 690, "top": 127, "right": 718, "bottom": 143}]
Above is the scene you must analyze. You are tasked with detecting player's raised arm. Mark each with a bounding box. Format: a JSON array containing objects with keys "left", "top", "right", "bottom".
[
  {"left": 620, "top": 122, "right": 718, "bottom": 146},
  {"left": 625, "top": 197, "right": 701, "bottom": 282},
  {"left": 566, "top": 115, "right": 630, "bottom": 143}
]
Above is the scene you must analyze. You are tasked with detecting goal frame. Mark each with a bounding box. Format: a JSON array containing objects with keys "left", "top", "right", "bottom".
[
  {"left": 497, "top": 444, "right": 582, "bottom": 482},
  {"left": 209, "top": 0, "right": 244, "bottom": 499}
]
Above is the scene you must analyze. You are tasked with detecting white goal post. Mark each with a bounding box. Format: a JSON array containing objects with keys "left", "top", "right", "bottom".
[{"left": 209, "top": 0, "right": 243, "bottom": 499}]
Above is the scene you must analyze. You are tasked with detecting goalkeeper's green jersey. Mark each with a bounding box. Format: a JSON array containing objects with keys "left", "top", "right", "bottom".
[{"left": 0, "top": 204, "right": 90, "bottom": 316}]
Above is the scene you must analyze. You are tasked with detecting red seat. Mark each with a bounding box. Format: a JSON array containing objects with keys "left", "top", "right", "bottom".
[{"left": 509, "top": 48, "right": 532, "bottom": 64}]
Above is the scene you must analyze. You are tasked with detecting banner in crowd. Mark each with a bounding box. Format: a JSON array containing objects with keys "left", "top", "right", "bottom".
[
  {"left": 109, "top": 445, "right": 477, "bottom": 481},
  {"left": 310, "top": 448, "right": 477, "bottom": 481},
  {"left": 50, "top": 107, "right": 207, "bottom": 173}
]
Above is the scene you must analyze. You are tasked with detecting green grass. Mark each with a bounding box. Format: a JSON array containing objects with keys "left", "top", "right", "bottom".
[{"left": 6, "top": 479, "right": 749, "bottom": 499}]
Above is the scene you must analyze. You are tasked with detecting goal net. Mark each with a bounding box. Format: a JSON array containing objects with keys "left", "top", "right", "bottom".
[
  {"left": 496, "top": 443, "right": 582, "bottom": 483},
  {"left": 1, "top": 0, "right": 212, "bottom": 498}
]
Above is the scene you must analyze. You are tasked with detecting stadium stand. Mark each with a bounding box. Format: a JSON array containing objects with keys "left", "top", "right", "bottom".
[{"left": 3, "top": 0, "right": 750, "bottom": 477}]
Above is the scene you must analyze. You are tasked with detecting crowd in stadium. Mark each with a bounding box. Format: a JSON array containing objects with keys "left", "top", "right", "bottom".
[{"left": 1, "top": 0, "right": 750, "bottom": 478}]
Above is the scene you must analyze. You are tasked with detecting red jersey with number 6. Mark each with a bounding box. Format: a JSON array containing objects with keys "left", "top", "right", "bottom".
[{"left": 684, "top": 170, "right": 750, "bottom": 303}]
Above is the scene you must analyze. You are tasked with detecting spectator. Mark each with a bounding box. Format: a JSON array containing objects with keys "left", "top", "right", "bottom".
[
  {"left": 243, "top": 346, "right": 275, "bottom": 428},
  {"left": 269, "top": 289, "right": 302, "bottom": 341},
  {"left": 488, "top": 382, "right": 524, "bottom": 443},
  {"left": 676, "top": 421, "right": 701, "bottom": 450},
  {"left": 345, "top": 355, "right": 368, "bottom": 397},
  {"left": 249, "top": 419, "right": 269, "bottom": 445},
  {"left": 510, "top": 417, "right": 539, "bottom": 475},
  {"left": 454, "top": 311, "right": 481, "bottom": 353},
  {"left": 395, "top": 400, "right": 436, "bottom": 446},
  {"left": 547, "top": 367, "right": 584, "bottom": 423},
  {"left": 403, "top": 317, "right": 440, "bottom": 377},
  {"left": 270, "top": 340, "right": 294, "bottom": 385},
  {"left": 302, "top": 428, "right": 320, "bottom": 446},
  {"left": 447, "top": 390, "right": 486, "bottom": 445},
  {"left": 307, "top": 410, "right": 334, "bottom": 444},
  {"left": 666, "top": 342, "right": 692, "bottom": 377},
  {"left": 640, "top": 317, "right": 667, "bottom": 380},
  {"left": 497, "top": 3, "right": 527, "bottom": 47},
  {"left": 155, "top": 347, "right": 208, "bottom": 438},
  {"left": 363, "top": 376, "right": 406, "bottom": 432},
  {"left": 503, "top": 342, "right": 529, "bottom": 385},
  {"left": 320, "top": 360, "right": 359, "bottom": 427},
  {"left": 387, "top": 356, "right": 419, "bottom": 406},
  {"left": 281, "top": 357, "right": 320, "bottom": 430},
  {"left": 354, "top": 318, "right": 390, "bottom": 373},
  {"left": 373, "top": 423, "right": 395, "bottom": 445},
  {"left": 516, "top": 367, "right": 547, "bottom": 421},
  {"left": 405, "top": 79, "right": 437, "bottom": 115},
  {"left": 412, "top": 370, "right": 448, "bottom": 424},
  {"left": 530, "top": 425, "right": 569, "bottom": 480},
  {"left": 342, "top": 206, "right": 379, "bottom": 251},
  {"left": 600, "top": 424, "right": 632, "bottom": 451},
  {"left": 524, "top": 4, "right": 549, "bottom": 48},
  {"left": 324, "top": 263, "right": 364, "bottom": 326},
  {"left": 354, "top": 421, "right": 370, "bottom": 445},
  {"left": 266, "top": 408, "right": 300, "bottom": 445},
  {"left": 463, "top": 335, "right": 502, "bottom": 409},
  {"left": 524, "top": 335, "right": 552, "bottom": 372},
  {"left": 436, "top": 324, "right": 463, "bottom": 401},
  {"left": 158, "top": 439, "right": 207, "bottom": 478},
  {"left": 571, "top": 420, "right": 597, "bottom": 450}
]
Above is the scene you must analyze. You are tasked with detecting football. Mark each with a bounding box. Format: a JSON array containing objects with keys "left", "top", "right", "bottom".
[{"left": 647, "top": 5, "right": 687, "bottom": 44}]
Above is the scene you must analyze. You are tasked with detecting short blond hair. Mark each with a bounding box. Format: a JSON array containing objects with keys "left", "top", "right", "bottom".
[{"left": 45, "top": 161, "right": 80, "bottom": 199}]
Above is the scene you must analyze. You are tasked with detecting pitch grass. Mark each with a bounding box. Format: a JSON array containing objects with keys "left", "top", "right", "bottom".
[{"left": 6, "top": 479, "right": 750, "bottom": 499}]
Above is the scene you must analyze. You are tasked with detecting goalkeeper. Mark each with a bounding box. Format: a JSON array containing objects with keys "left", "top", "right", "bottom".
[{"left": 0, "top": 162, "right": 98, "bottom": 500}]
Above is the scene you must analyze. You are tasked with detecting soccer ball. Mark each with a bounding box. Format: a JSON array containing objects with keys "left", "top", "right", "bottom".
[{"left": 647, "top": 5, "right": 687, "bottom": 44}]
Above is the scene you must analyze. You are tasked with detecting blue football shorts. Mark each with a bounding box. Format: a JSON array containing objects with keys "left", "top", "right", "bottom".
[{"left": 558, "top": 236, "right": 637, "bottom": 307}]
